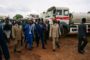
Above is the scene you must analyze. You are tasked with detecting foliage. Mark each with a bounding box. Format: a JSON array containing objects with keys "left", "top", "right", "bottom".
[{"left": 13, "top": 14, "right": 23, "bottom": 20}]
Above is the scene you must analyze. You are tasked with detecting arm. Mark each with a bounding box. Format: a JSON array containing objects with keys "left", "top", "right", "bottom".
[
  {"left": 49, "top": 24, "right": 52, "bottom": 37},
  {"left": 58, "top": 25, "right": 61, "bottom": 36},
  {"left": 12, "top": 26, "right": 15, "bottom": 39}
]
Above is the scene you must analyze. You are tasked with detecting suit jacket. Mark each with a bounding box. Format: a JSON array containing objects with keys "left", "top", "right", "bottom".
[
  {"left": 0, "top": 23, "right": 10, "bottom": 60},
  {"left": 3, "top": 23, "right": 12, "bottom": 31},
  {"left": 35, "top": 23, "right": 45, "bottom": 36},
  {"left": 12, "top": 24, "right": 23, "bottom": 41},
  {"left": 23, "top": 24, "right": 34, "bottom": 39},
  {"left": 50, "top": 23, "right": 60, "bottom": 38}
]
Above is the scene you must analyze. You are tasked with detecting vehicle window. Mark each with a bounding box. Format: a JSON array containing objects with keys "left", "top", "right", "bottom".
[
  {"left": 56, "top": 10, "right": 62, "bottom": 15},
  {"left": 64, "top": 10, "right": 69, "bottom": 16}
]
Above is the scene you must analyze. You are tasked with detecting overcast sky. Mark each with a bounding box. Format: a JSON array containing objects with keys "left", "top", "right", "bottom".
[{"left": 0, "top": 0, "right": 90, "bottom": 18}]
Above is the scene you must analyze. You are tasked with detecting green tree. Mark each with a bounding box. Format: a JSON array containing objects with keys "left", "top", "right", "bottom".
[{"left": 13, "top": 14, "right": 23, "bottom": 20}]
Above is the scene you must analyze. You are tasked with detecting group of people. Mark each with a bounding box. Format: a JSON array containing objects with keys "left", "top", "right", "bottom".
[{"left": 0, "top": 17, "right": 88, "bottom": 60}]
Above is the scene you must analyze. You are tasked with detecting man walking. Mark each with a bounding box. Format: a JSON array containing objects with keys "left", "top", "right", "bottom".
[
  {"left": 0, "top": 20, "right": 10, "bottom": 60},
  {"left": 3, "top": 18, "right": 12, "bottom": 43},
  {"left": 50, "top": 20, "right": 60, "bottom": 51},
  {"left": 34, "top": 18, "right": 46, "bottom": 49},
  {"left": 24, "top": 19, "right": 34, "bottom": 50},
  {"left": 78, "top": 18, "right": 88, "bottom": 54},
  {"left": 12, "top": 21, "right": 23, "bottom": 53},
  {"left": 44, "top": 20, "right": 50, "bottom": 44}
]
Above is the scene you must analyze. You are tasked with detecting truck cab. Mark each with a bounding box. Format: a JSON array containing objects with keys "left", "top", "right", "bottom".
[{"left": 46, "top": 6, "right": 70, "bottom": 36}]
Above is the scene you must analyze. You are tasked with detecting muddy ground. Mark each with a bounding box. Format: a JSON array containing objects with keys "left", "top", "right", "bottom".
[{"left": 3, "top": 35, "right": 90, "bottom": 60}]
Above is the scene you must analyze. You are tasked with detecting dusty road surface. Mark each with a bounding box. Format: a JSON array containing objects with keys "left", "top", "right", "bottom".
[{"left": 4, "top": 36, "right": 90, "bottom": 60}]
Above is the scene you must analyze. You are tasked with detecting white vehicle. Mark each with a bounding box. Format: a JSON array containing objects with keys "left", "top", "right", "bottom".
[
  {"left": 45, "top": 6, "right": 69, "bottom": 24},
  {"left": 42, "top": 6, "right": 90, "bottom": 35},
  {"left": 69, "top": 12, "right": 90, "bottom": 34},
  {"left": 44, "top": 6, "right": 70, "bottom": 35},
  {"left": 26, "top": 14, "right": 39, "bottom": 22}
]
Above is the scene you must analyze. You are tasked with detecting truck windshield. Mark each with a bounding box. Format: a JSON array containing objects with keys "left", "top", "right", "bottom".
[
  {"left": 56, "top": 10, "right": 62, "bottom": 15},
  {"left": 64, "top": 10, "right": 69, "bottom": 16}
]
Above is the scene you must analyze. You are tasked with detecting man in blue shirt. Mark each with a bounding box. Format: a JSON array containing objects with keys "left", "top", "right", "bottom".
[{"left": 24, "top": 19, "right": 34, "bottom": 50}]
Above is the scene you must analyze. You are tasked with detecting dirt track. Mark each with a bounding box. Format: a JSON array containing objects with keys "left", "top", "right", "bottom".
[{"left": 6, "top": 36, "right": 90, "bottom": 60}]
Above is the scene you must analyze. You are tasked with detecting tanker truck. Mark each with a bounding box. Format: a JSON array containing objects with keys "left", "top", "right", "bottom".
[
  {"left": 41, "top": 6, "right": 90, "bottom": 36},
  {"left": 69, "top": 12, "right": 90, "bottom": 34}
]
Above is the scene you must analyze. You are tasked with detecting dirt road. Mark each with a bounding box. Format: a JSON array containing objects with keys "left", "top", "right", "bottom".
[{"left": 6, "top": 36, "right": 90, "bottom": 60}]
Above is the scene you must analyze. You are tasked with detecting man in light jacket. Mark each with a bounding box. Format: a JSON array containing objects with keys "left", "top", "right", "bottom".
[{"left": 50, "top": 19, "right": 60, "bottom": 51}]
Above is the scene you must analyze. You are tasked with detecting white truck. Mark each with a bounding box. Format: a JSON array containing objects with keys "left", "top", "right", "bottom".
[
  {"left": 69, "top": 12, "right": 90, "bottom": 34},
  {"left": 26, "top": 14, "right": 39, "bottom": 22},
  {"left": 41, "top": 6, "right": 90, "bottom": 35}
]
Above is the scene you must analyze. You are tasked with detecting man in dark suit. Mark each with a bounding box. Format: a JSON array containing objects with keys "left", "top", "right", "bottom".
[
  {"left": 34, "top": 18, "right": 46, "bottom": 49},
  {"left": 78, "top": 18, "right": 88, "bottom": 54},
  {"left": 3, "top": 18, "right": 12, "bottom": 43},
  {"left": 44, "top": 20, "right": 50, "bottom": 44},
  {"left": 0, "top": 21, "right": 10, "bottom": 60}
]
